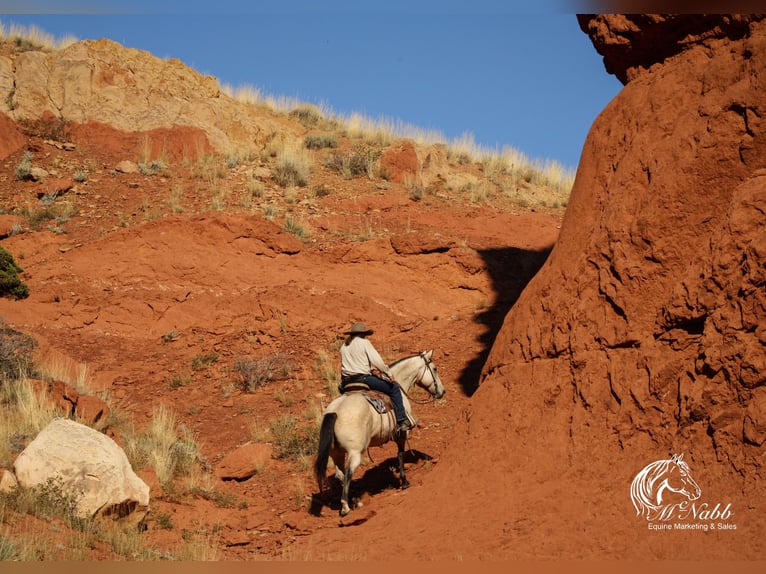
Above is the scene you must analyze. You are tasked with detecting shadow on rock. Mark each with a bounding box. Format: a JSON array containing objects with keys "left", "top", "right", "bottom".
[{"left": 457, "top": 246, "right": 552, "bottom": 397}]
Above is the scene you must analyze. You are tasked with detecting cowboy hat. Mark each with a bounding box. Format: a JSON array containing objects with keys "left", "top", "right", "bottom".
[{"left": 346, "top": 322, "right": 374, "bottom": 335}]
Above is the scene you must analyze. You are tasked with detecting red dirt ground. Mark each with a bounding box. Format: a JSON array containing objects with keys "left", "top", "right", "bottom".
[{"left": 0, "top": 119, "right": 562, "bottom": 559}]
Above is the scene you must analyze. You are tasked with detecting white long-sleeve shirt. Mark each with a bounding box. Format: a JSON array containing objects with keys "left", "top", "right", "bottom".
[{"left": 340, "top": 336, "right": 392, "bottom": 379}]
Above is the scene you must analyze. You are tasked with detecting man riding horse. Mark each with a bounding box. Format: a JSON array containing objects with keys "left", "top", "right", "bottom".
[{"left": 339, "top": 322, "right": 415, "bottom": 433}]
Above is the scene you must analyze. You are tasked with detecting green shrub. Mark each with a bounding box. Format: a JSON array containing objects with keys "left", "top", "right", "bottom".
[
  {"left": 14, "top": 152, "right": 33, "bottom": 181},
  {"left": 191, "top": 353, "right": 218, "bottom": 370},
  {"left": 324, "top": 144, "right": 381, "bottom": 179},
  {"left": 303, "top": 133, "right": 337, "bottom": 149},
  {"left": 289, "top": 105, "right": 323, "bottom": 127},
  {"left": 269, "top": 415, "right": 318, "bottom": 460},
  {"left": 234, "top": 353, "right": 292, "bottom": 392},
  {"left": 0, "top": 321, "right": 36, "bottom": 381},
  {"left": 0, "top": 247, "right": 29, "bottom": 300}
]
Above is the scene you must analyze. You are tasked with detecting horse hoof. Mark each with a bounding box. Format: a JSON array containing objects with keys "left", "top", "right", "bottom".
[
  {"left": 401, "top": 481, "right": 410, "bottom": 490},
  {"left": 340, "top": 506, "right": 351, "bottom": 517}
]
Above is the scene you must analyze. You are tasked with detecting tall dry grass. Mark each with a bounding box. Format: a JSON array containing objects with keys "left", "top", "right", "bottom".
[
  {"left": 222, "top": 83, "right": 575, "bottom": 195},
  {"left": 0, "top": 19, "right": 77, "bottom": 51}
]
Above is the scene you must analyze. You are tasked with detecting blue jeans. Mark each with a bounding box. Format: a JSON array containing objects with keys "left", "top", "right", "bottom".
[{"left": 359, "top": 374, "right": 407, "bottom": 423}]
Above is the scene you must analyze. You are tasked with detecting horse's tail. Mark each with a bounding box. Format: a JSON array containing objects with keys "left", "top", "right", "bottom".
[{"left": 314, "top": 412, "right": 337, "bottom": 493}]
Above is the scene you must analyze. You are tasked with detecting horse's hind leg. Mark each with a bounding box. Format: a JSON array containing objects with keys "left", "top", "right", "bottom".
[
  {"left": 340, "top": 450, "right": 362, "bottom": 516},
  {"left": 396, "top": 434, "right": 410, "bottom": 489}
]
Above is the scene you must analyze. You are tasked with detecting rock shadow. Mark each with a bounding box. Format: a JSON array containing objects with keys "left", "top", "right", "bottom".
[{"left": 457, "top": 246, "right": 552, "bottom": 396}]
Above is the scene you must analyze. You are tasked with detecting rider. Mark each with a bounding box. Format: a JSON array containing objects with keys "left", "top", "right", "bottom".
[{"left": 339, "top": 322, "right": 413, "bottom": 432}]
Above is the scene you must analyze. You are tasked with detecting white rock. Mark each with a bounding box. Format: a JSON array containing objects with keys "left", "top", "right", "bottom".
[{"left": 13, "top": 418, "right": 149, "bottom": 524}]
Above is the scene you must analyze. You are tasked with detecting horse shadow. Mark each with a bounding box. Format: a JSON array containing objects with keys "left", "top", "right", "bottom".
[
  {"left": 309, "top": 449, "right": 432, "bottom": 516},
  {"left": 457, "top": 246, "right": 552, "bottom": 396}
]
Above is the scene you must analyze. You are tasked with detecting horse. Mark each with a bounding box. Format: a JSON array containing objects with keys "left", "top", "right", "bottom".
[
  {"left": 314, "top": 350, "right": 445, "bottom": 516},
  {"left": 630, "top": 453, "right": 702, "bottom": 521}
]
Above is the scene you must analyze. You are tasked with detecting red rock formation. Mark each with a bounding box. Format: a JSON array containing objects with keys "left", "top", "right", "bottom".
[{"left": 471, "top": 14, "right": 766, "bottom": 557}]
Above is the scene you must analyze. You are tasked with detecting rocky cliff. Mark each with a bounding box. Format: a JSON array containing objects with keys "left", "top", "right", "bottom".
[
  {"left": 0, "top": 38, "right": 294, "bottom": 155},
  {"left": 474, "top": 13, "right": 766, "bottom": 557}
]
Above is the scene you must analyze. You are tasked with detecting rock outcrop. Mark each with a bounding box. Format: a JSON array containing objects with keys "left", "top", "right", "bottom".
[
  {"left": 0, "top": 38, "right": 297, "bottom": 154},
  {"left": 467, "top": 13, "right": 766, "bottom": 557},
  {"left": 13, "top": 418, "right": 149, "bottom": 526}
]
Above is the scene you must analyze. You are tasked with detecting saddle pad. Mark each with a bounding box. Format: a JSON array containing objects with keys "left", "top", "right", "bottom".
[{"left": 343, "top": 388, "right": 391, "bottom": 414}]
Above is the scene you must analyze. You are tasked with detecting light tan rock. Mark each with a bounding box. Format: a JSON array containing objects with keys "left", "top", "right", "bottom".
[{"left": 13, "top": 418, "right": 149, "bottom": 525}]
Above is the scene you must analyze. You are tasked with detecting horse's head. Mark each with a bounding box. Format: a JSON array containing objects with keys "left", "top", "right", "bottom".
[
  {"left": 664, "top": 453, "right": 701, "bottom": 501},
  {"left": 417, "top": 350, "right": 445, "bottom": 399}
]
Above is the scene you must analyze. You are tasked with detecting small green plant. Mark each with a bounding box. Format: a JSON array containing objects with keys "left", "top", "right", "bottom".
[
  {"left": 14, "top": 152, "right": 33, "bottom": 181},
  {"left": 161, "top": 329, "right": 180, "bottom": 344},
  {"left": 73, "top": 170, "right": 88, "bottom": 182},
  {"left": 0, "top": 320, "right": 36, "bottom": 381},
  {"left": 273, "top": 152, "right": 311, "bottom": 187},
  {"left": 0, "top": 247, "right": 29, "bottom": 300},
  {"left": 283, "top": 218, "right": 310, "bottom": 241},
  {"left": 303, "top": 133, "right": 337, "bottom": 149},
  {"left": 289, "top": 105, "right": 324, "bottom": 127},
  {"left": 269, "top": 415, "right": 319, "bottom": 460},
  {"left": 138, "top": 160, "right": 166, "bottom": 176},
  {"left": 0, "top": 477, "right": 91, "bottom": 532},
  {"left": 191, "top": 353, "right": 219, "bottom": 370},
  {"left": 169, "top": 373, "right": 191, "bottom": 389},
  {"left": 0, "top": 530, "right": 18, "bottom": 560},
  {"left": 233, "top": 353, "right": 292, "bottom": 392},
  {"left": 153, "top": 512, "right": 174, "bottom": 530},
  {"left": 324, "top": 144, "right": 381, "bottom": 179}
]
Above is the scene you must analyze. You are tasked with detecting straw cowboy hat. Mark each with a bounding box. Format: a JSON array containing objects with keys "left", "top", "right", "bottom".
[{"left": 346, "top": 322, "right": 374, "bottom": 336}]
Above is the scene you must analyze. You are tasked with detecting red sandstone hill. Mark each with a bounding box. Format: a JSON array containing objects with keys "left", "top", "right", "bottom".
[{"left": 0, "top": 14, "right": 764, "bottom": 562}]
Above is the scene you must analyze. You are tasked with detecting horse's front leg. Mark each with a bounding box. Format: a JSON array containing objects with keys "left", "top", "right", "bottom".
[{"left": 395, "top": 434, "right": 410, "bottom": 489}]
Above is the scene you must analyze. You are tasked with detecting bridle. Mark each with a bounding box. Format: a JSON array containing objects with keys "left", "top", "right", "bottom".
[{"left": 401, "top": 352, "right": 441, "bottom": 405}]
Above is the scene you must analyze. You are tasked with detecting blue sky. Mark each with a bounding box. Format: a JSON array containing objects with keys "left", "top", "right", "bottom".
[{"left": 1, "top": 1, "right": 623, "bottom": 170}]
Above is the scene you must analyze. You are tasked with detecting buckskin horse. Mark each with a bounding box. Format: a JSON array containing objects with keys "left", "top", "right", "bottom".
[{"left": 314, "top": 350, "right": 445, "bottom": 516}]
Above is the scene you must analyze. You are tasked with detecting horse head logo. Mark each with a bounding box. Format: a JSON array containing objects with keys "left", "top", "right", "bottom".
[{"left": 630, "top": 453, "right": 702, "bottom": 521}]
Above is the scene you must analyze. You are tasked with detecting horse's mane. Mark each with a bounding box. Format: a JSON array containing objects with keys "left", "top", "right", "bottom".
[{"left": 389, "top": 353, "right": 421, "bottom": 367}]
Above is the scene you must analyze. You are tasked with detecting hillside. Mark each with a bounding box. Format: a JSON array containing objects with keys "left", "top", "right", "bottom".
[{"left": 0, "top": 34, "right": 563, "bottom": 559}]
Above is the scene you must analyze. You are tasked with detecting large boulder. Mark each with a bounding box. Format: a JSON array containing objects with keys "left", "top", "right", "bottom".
[{"left": 13, "top": 418, "right": 149, "bottom": 525}]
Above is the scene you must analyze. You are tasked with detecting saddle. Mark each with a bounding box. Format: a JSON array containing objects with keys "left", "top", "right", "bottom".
[{"left": 339, "top": 382, "right": 392, "bottom": 415}]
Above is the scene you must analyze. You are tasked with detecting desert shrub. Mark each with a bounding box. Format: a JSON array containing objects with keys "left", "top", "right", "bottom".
[
  {"left": 18, "top": 202, "right": 78, "bottom": 231},
  {"left": 14, "top": 152, "right": 33, "bottom": 181},
  {"left": 0, "top": 248, "right": 29, "bottom": 300},
  {"left": 272, "top": 147, "right": 311, "bottom": 187},
  {"left": 303, "top": 133, "right": 337, "bottom": 149},
  {"left": 73, "top": 170, "right": 88, "bottom": 182},
  {"left": 0, "top": 530, "right": 18, "bottom": 560},
  {"left": 283, "top": 218, "right": 310, "bottom": 241},
  {"left": 289, "top": 104, "right": 323, "bottom": 127},
  {"left": 0, "top": 477, "right": 91, "bottom": 532},
  {"left": 233, "top": 353, "right": 292, "bottom": 392},
  {"left": 0, "top": 321, "right": 35, "bottom": 382},
  {"left": 269, "top": 415, "right": 319, "bottom": 460},
  {"left": 191, "top": 353, "right": 218, "bottom": 370},
  {"left": 138, "top": 160, "right": 166, "bottom": 176},
  {"left": 123, "top": 405, "right": 203, "bottom": 488},
  {"left": 324, "top": 144, "right": 381, "bottom": 179}
]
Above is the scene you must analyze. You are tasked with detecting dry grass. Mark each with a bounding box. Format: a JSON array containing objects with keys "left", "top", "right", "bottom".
[{"left": 0, "top": 19, "right": 77, "bottom": 51}]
